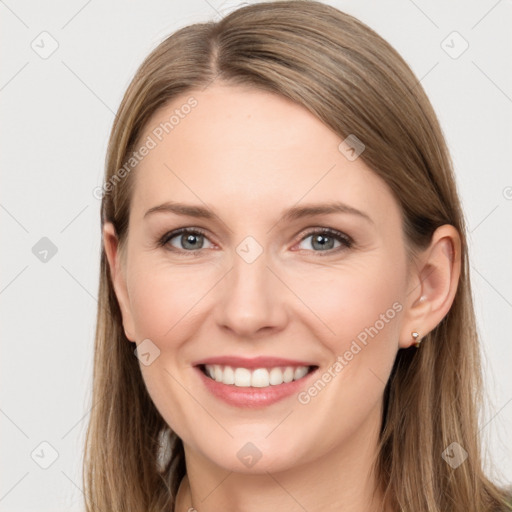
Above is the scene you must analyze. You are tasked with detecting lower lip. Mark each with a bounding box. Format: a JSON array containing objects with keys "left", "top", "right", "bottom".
[{"left": 195, "top": 366, "right": 318, "bottom": 408}]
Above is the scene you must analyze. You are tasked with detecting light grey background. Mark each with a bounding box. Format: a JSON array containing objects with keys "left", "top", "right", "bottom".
[{"left": 1, "top": 1, "right": 511, "bottom": 510}]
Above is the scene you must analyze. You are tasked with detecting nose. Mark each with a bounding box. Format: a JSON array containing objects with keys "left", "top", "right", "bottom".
[{"left": 214, "top": 246, "right": 288, "bottom": 339}]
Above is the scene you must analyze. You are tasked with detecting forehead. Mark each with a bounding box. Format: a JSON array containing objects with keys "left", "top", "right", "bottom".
[{"left": 129, "top": 85, "right": 399, "bottom": 226}]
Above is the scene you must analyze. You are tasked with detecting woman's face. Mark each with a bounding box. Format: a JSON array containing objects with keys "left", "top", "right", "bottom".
[{"left": 106, "top": 84, "right": 413, "bottom": 474}]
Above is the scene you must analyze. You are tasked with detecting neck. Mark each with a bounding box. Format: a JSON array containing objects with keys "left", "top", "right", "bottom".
[{"left": 175, "top": 407, "right": 390, "bottom": 512}]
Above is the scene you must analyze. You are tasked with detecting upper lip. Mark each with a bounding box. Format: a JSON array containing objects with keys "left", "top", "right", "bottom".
[{"left": 193, "top": 356, "right": 317, "bottom": 369}]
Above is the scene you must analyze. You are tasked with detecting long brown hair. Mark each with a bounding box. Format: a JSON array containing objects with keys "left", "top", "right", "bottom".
[{"left": 83, "top": 1, "right": 512, "bottom": 510}]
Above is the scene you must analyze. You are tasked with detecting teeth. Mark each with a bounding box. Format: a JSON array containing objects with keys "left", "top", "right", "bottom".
[
  {"left": 269, "top": 367, "right": 284, "bottom": 385},
  {"left": 223, "top": 365, "right": 235, "bottom": 385},
  {"left": 294, "top": 366, "right": 308, "bottom": 380},
  {"left": 234, "top": 367, "right": 251, "bottom": 387},
  {"left": 251, "top": 368, "right": 269, "bottom": 388},
  {"left": 203, "top": 364, "right": 311, "bottom": 387},
  {"left": 283, "top": 367, "right": 294, "bottom": 383}
]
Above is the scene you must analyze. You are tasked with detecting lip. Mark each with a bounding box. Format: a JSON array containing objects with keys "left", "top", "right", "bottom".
[
  {"left": 194, "top": 360, "right": 318, "bottom": 408},
  {"left": 192, "top": 355, "right": 316, "bottom": 369}
]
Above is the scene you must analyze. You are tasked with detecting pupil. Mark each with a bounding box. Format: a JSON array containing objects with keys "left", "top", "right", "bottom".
[
  {"left": 313, "top": 234, "right": 333, "bottom": 250},
  {"left": 183, "top": 233, "right": 202, "bottom": 250}
]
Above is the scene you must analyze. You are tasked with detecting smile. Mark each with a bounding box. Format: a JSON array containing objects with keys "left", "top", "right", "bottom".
[
  {"left": 200, "top": 364, "right": 315, "bottom": 387},
  {"left": 193, "top": 356, "right": 319, "bottom": 408}
]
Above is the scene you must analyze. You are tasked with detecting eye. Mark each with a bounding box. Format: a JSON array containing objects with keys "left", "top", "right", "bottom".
[
  {"left": 158, "top": 227, "right": 352, "bottom": 256},
  {"left": 158, "top": 228, "right": 215, "bottom": 253},
  {"left": 296, "top": 228, "right": 353, "bottom": 254}
]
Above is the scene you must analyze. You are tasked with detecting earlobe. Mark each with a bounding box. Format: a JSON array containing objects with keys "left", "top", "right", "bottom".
[
  {"left": 399, "top": 224, "right": 461, "bottom": 349},
  {"left": 102, "top": 222, "right": 137, "bottom": 342}
]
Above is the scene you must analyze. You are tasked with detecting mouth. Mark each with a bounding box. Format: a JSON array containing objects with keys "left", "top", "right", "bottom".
[
  {"left": 193, "top": 357, "right": 319, "bottom": 408},
  {"left": 198, "top": 363, "right": 318, "bottom": 387}
]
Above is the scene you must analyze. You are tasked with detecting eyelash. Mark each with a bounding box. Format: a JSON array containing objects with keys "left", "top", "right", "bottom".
[{"left": 157, "top": 227, "right": 354, "bottom": 257}]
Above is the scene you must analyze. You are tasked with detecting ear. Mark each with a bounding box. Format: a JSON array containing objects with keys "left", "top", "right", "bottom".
[
  {"left": 399, "top": 224, "right": 462, "bottom": 349},
  {"left": 103, "top": 222, "right": 136, "bottom": 342}
]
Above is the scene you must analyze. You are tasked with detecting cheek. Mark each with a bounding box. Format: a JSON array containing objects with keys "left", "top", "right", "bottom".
[
  {"left": 290, "top": 257, "right": 404, "bottom": 354},
  {"left": 285, "top": 261, "right": 403, "bottom": 439},
  {"left": 126, "top": 259, "right": 213, "bottom": 342},
  {"left": 125, "top": 260, "right": 212, "bottom": 437}
]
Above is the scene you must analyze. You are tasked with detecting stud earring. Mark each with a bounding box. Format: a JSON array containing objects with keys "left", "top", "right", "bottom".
[{"left": 411, "top": 331, "right": 421, "bottom": 348}]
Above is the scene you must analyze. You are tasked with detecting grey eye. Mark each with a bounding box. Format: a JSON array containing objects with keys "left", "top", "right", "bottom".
[
  {"left": 299, "top": 233, "right": 342, "bottom": 251},
  {"left": 167, "top": 231, "right": 214, "bottom": 251}
]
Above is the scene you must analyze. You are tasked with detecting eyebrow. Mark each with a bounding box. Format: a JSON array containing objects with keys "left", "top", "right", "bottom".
[{"left": 143, "top": 200, "right": 374, "bottom": 224}]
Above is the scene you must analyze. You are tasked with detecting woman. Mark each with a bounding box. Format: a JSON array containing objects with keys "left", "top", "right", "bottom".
[{"left": 83, "top": 1, "right": 512, "bottom": 510}]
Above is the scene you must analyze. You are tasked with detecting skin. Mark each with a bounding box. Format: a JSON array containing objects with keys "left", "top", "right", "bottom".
[{"left": 103, "top": 84, "right": 461, "bottom": 512}]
